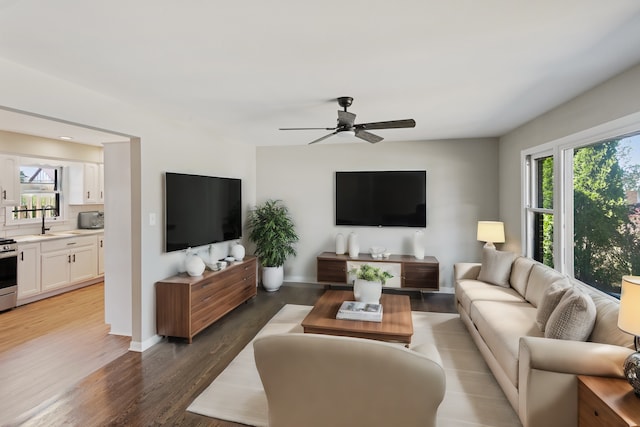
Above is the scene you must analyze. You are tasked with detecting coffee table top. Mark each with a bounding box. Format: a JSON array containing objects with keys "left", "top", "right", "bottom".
[{"left": 301, "top": 290, "right": 413, "bottom": 344}]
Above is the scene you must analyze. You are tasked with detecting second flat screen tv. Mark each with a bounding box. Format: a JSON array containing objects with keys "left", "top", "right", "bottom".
[
  {"left": 165, "top": 172, "right": 242, "bottom": 252},
  {"left": 335, "top": 170, "right": 426, "bottom": 227}
]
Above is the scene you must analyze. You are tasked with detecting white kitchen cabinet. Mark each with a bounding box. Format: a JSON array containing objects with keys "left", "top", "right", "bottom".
[
  {"left": 0, "top": 154, "right": 19, "bottom": 206},
  {"left": 40, "top": 235, "right": 98, "bottom": 292},
  {"left": 97, "top": 233, "right": 104, "bottom": 275},
  {"left": 68, "top": 163, "right": 101, "bottom": 204},
  {"left": 17, "top": 242, "right": 41, "bottom": 299}
]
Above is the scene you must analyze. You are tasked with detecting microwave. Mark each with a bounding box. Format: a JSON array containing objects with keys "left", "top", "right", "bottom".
[{"left": 78, "top": 211, "right": 104, "bottom": 229}]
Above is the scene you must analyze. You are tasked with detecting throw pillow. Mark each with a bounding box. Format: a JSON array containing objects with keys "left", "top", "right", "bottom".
[
  {"left": 535, "top": 279, "right": 571, "bottom": 332},
  {"left": 545, "top": 286, "right": 596, "bottom": 341},
  {"left": 477, "top": 248, "right": 516, "bottom": 288}
]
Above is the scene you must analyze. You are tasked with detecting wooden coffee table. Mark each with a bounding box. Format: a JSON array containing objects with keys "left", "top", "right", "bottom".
[{"left": 301, "top": 290, "right": 413, "bottom": 345}]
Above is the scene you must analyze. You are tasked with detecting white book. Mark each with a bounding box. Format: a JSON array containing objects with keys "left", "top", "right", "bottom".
[{"left": 336, "top": 301, "right": 383, "bottom": 322}]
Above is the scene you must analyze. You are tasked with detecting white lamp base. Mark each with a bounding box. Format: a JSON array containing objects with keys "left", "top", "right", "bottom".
[{"left": 483, "top": 242, "right": 496, "bottom": 249}]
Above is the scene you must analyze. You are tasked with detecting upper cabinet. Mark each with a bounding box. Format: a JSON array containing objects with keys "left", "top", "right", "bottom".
[
  {"left": 0, "top": 155, "right": 19, "bottom": 206},
  {"left": 68, "top": 163, "right": 104, "bottom": 205}
]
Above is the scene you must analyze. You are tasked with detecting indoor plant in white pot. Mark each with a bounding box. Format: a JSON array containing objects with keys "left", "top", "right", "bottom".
[
  {"left": 247, "top": 199, "right": 299, "bottom": 292},
  {"left": 349, "top": 264, "right": 393, "bottom": 304}
]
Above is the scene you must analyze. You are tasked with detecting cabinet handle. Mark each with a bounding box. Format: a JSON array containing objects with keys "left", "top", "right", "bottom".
[
  {"left": 2, "top": 190, "right": 5, "bottom": 200},
  {"left": 67, "top": 242, "right": 77, "bottom": 246},
  {"left": 20, "top": 251, "right": 24, "bottom": 261},
  {"left": 68, "top": 255, "right": 71, "bottom": 263},
  {"left": 100, "top": 240, "right": 103, "bottom": 248},
  {"left": 87, "top": 191, "right": 90, "bottom": 199},
  {"left": 73, "top": 254, "right": 76, "bottom": 262}
]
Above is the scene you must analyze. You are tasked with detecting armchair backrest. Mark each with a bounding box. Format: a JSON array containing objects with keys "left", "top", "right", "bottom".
[{"left": 253, "top": 333, "right": 446, "bottom": 427}]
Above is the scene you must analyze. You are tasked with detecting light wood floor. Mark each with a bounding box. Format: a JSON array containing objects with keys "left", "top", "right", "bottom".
[{"left": 1, "top": 282, "right": 455, "bottom": 426}]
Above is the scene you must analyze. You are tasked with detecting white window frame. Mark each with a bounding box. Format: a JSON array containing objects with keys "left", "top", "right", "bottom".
[{"left": 522, "top": 111, "right": 640, "bottom": 279}]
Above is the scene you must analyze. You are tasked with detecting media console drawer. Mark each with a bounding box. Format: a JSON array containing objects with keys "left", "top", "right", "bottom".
[
  {"left": 316, "top": 252, "right": 439, "bottom": 290},
  {"left": 156, "top": 256, "right": 257, "bottom": 342}
]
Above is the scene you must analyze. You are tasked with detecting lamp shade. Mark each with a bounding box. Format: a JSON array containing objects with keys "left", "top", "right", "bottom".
[
  {"left": 477, "top": 221, "right": 505, "bottom": 244},
  {"left": 618, "top": 276, "right": 640, "bottom": 336}
]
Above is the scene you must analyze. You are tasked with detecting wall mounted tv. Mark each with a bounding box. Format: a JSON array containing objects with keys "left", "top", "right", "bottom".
[
  {"left": 335, "top": 170, "right": 426, "bottom": 227},
  {"left": 165, "top": 172, "right": 242, "bottom": 252}
]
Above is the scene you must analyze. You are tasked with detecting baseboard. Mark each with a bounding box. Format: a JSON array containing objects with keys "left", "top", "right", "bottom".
[{"left": 129, "top": 334, "right": 163, "bottom": 352}]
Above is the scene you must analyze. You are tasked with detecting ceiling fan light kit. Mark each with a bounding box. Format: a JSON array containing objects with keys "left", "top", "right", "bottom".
[{"left": 279, "top": 97, "right": 416, "bottom": 145}]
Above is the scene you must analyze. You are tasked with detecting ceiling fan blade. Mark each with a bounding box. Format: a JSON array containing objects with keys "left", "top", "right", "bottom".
[
  {"left": 355, "top": 129, "right": 383, "bottom": 144},
  {"left": 354, "top": 119, "right": 416, "bottom": 130},
  {"left": 308, "top": 131, "right": 338, "bottom": 145},
  {"left": 279, "top": 127, "right": 336, "bottom": 130},
  {"left": 337, "top": 110, "right": 356, "bottom": 128}
]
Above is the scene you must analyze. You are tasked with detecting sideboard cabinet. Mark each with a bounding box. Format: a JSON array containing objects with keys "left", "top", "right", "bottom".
[
  {"left": 156, "top": 256, "right": 257, "bottom": 342},
  {"left": 316, "top": 252, "right": 439, "bottom": 290}
]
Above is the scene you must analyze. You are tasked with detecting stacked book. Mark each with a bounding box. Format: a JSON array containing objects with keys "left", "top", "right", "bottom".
[{"left": 336, "top": 301, "right": 383, "bottom": 322}]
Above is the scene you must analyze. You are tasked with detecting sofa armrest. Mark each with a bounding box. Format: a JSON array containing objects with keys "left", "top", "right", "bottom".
[
  {"left": 519, "top": 336, "right": 632, "bottom": 377},
  {"left": 518, "top": 336, "right": 633, "bottom": 427},
  {"left": 454, "top": 262, "right": 481, "bottom": 281}
]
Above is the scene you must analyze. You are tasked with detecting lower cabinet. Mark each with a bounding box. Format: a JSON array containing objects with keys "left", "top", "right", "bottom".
[
  {"left": 17, "top": 233, "right": 101, "bottom": 304},
  {"left": 17, "top": 242, "right": 41, "bottom": 299},
  {"left": 156, "top": 256, "right": 258, "bottom": 342}
]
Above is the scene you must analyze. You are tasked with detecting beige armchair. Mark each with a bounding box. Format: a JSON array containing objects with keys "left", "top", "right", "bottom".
[{"left": 253, "top": 333, "right": 446, "bottom": 427}]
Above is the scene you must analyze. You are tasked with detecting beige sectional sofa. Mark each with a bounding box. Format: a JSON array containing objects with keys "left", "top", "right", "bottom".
[{"left": 454, "top": 252, "right": 634, "bottom": 427}]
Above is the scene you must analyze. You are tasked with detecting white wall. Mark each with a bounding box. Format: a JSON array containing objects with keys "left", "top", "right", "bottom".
[
  {"left": 256, "top": 138, "right": 499, "bottom": 290},
  {"left": 499, "top": 63, "right": 640, "bottom": 254},
  {"left": 0, "top": 58, "right": 257, "bottom": 351}
]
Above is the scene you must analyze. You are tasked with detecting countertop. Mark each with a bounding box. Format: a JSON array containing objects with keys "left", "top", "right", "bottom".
[{"left": 13, "top": 229, "right": 104, "bottom": 243}]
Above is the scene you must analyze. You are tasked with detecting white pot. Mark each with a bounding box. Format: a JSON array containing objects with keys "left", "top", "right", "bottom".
[
  {"left": 262, "top": 266, "right": 284, "bottom": 292},
  {"left": 353, "top": 278, "right": 382, "bottom": 304},
  {"left": 413, "top": 230, "right": 425, "bottom": 260}
]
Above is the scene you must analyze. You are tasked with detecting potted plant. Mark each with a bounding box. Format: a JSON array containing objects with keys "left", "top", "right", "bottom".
[
  {"left": 247, "top": 199, "right": 299, "bottom": 291},
  {"left": 348, "top": 264, "right": 393, "bottom": 304}
]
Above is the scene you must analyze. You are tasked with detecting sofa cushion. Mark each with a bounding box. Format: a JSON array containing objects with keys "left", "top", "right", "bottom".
[
  {"left": 524, "top": 264, "right": 565, "bottom": 308},
  {"left": 477, "top": 249, "right": 516, "bottom": 287},
  {"left": 535, "top": 279, "right": 571, "bottom": 332},
  {"left": 470, "top": 300, "right": 542, "bottom": 387},
  {"left": 509, "top": 257, "right": 537, "bottom": 297},
  {"left": 456, "top": 279, "right": 526, "bottom": 315},
  {"left": 545, "top": 286, "right": 596, "bottom": 341}
]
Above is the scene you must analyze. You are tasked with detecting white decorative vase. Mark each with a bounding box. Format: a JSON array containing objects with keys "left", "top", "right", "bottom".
[
  {"left": 348, "top": 232, "right": 359, "bottom": 258},
  {"left": 335, "top": 233, "right": 345, "bottom": 255},
  {"left": 413, "top": 230, "right": 425, "bottom": 260},
  {"left": 262, "top": 266, "right": 284, "bottom": 292},
  {"left": 185, "top": 255, "right": 205, "bottom": 277},
  {"left": 231, "top": 242, "right": 245, "bottom": 261},
  {"left": 353, "top": 279, "right": 382, "bottom": 304}
]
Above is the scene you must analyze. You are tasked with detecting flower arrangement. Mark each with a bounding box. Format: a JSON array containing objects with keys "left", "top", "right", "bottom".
[{"left": 349, "top": 263, "right": 393, "bottom": 285}]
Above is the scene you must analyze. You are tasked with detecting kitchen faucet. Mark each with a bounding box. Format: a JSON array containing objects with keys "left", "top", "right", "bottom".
[{"left": 41, "top": 205, "right": 57, "bottom": 235}]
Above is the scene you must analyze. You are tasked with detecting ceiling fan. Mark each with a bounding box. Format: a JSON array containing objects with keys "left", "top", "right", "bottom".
[{"left": 279, "top": 97, "right": 416, "bottom": 145}]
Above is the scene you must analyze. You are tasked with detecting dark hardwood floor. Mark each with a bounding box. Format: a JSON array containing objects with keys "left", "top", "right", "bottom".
[{"left": 3, "top": 282, "right": 455, "bottom": 427}]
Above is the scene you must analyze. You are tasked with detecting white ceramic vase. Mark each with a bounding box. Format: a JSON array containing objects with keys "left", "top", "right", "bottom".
[
  {"left": 262, "top": 266, "right": 284, "bottom": 292},
  {"left": 231, "top": 242, "right": 245, "bottom": 261},
  {"left": 335, "top": 233, "right": 345, "bottom": 255},
  {"left": 348, "top": 232, "right": 359, "bottom": 258},
  {"left": 185, "top": 255, "right": 205, "bottom": 277},
  {"left": 353, "top": 278, "right": 382, "bottom": 304},
  {"left": 413, "top": 230, "right": 425, "bottom": 260}
]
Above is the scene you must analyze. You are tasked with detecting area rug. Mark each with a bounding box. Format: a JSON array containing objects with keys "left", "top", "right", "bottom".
[{"left": 187, "top": 304, "right": 522, "bottom": 427}]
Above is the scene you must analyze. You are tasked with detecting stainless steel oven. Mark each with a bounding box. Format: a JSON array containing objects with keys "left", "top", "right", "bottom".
[{"left": 0, "top": 238, "right": 17, "bottom": 312}]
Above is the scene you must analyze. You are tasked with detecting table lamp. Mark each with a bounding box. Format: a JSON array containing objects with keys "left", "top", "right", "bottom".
[
  {"left": 477, "top": 221, "right": 505, "bottom": 249},
  {"left": 617, "top": 275, "right": 640, "bottom": 396}
]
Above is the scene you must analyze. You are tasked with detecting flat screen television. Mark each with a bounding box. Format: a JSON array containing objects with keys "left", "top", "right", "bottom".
[
  {"left": 335, "top": 170, "right": 426, "bottom": 227},
  {"left": 165, "top": 172, "right": 242, "bottom": 252}
]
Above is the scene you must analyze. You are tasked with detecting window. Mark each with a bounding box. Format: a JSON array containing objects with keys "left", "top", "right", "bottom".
[
  {"left": 524, "top": 128, "right": 640, "bottom": 297},
  {"left": 526, "top": 154, "right": 554, "bottom": 267},
  {"left": 11, "top": 164, "right": 62, "bottom": 223}
]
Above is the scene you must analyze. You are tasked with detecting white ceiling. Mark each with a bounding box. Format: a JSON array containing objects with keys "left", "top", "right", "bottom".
[{"left": 1, "top": 0, "right": 640, "bottom": 146}]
